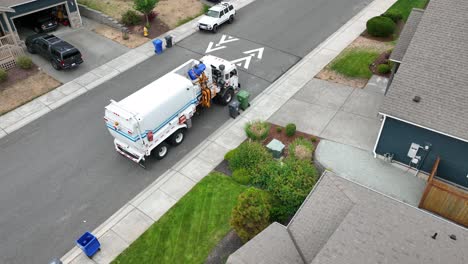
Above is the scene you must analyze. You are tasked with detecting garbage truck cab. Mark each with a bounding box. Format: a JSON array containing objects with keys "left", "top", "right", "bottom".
[
  {"left": 201, "top": 55, "right": 240, "bottom": 105},
  {"left": 104, "top": 55, "right": 240, "bottom": 167}
]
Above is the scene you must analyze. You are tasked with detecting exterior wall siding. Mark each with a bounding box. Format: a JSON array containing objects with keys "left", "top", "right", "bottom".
[{"left": 375, "top": 117, "right": 468, "bottom": 188}]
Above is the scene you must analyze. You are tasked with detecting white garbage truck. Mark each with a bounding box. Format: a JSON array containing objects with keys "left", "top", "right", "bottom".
[{"left": 104, "top": 55, "right": 240, "bottom": 166}]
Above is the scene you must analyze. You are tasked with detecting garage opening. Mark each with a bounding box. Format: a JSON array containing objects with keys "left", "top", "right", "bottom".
[{"left": 12, "top": 3, "right": 71, "bottom": 39}]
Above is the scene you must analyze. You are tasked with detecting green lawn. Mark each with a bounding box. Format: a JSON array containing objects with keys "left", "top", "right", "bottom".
[
  {"left": 387, "top": 0, "right": 430, "bottom": 21},
  {"left": 330, "top": 48, "right": 380, "bottom": 79},
  {"left": 112, "top": 173, "right": 247, "bottom": 264}
]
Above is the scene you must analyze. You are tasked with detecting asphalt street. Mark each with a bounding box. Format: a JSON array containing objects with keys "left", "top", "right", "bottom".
[{"left": 0, "top": 0, "right": 372, "bottom": 263}]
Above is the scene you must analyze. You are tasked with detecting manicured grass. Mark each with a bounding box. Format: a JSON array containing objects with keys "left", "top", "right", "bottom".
[
  {"left": 386, "top": 0, "right": 430, "bottom": 21},
  {"left": 330, "top": 48, "right": 380, "bottom": 79},
  {"left": 112, "top": 173, "right": 247, "bottom": 264}
]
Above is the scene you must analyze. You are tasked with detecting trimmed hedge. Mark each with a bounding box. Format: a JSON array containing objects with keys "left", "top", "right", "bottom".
[
  {"left": 381, "top": 10, "right": 402, "bottom": 23},
  {"left": 0, "top": 69, "right": 7, "bottom": 82},
  {"left": 245, "top": 120, "right": 270, "bottom": 141},
  {"left": 366, "top": 16, "right": 396, "bottom": 38},
  {"left": 285, "top": 123, "right": 296, "bottom": 137}
]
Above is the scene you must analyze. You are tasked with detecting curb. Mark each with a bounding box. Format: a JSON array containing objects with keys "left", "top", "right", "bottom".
[
  {"left": 0, "top": 0, "right": 255, "bottom": 140},
  {"left": 61, "top": 0, "right": 397, "bottom": 263}
]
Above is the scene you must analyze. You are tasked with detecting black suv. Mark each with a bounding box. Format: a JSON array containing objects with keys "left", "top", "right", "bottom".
[{"left": 25, "top": 34, "right": 83, "bottom": 70}]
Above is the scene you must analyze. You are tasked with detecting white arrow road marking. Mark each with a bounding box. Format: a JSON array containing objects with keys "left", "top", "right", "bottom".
[
  {"left": 243, "top": 47, "right": 264, "bottom": 59},
  {"left": 205, "top": 41, "right": 227, "bottom": 53},
  {"left": 230, "top": 56, "right": 252, "bottom": 70},
  {"left": 216, "top": 34, "right": 239, "bottom": 46}
]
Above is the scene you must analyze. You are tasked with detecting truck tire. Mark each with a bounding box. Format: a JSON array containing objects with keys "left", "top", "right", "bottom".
[
  {"left": 219, "top": 88, "right": 234, "bottom": 105},
  {"left": 212, "top": 24, "right": 219, "bottom": 33},
  {"left": 169, "top": 129, "right": 186, "bottom": 146},
  {"left": 27, "top": 45, "right": 36, "bottom": 54},
  {"left": 153, "top": 142, "right": 169, "bottom": 160},
  {"left": 228, "top": 15, "right": 234, "bottom": 24},
  {"left": 52, "top": 60, "right": 61, "bottom": 71}
]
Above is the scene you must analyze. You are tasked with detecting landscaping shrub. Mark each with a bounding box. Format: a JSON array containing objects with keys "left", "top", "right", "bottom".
[
  {"left": 230, "top": 187, "right": 272, "bottom": 243},
  {"left": 377, "top": 63, "right": 391, "bottom": 74},
  {"left": 121, "top": 10, "right": 141, "bottom": 26},
  {"left": 245, "top": 120, "right": 270, "bottom": 141},
  {"left": 381, "top": 10, "right": 403, "bottom": 23},
  {"left": 285, "top": 123, "right": 296, "bottom": 137},
  {"left": 311, "top": 137, "right": 317, "bottom": 143},
  {"left": 224, "top": 148, "right": 237, "bottom": 162},
  {"left": 266, "top": 158, "right": 318, "bottom": 222},
  {"left": 232, "top": 169, "right": 251, "bottom": 185},
  {"left": 289, "top": 138, "right": 314, "bottom": 160},
  {"left": 276, "top": 126, "right": 282, "bottom": 133},
  {"left": 227, "top": 142, "right": 272, "bottom": 173},
  {"left": 0, "top": 69, "right": 7, "bottom": 82},
  {"left": 16, "top": 56, "right": 33, "bottom": 70},
  {"left": 250, "top": 159, "right": 283, "bottom": 189},
  {"left": 366, "top": 16, "right": 396, "bottom": 38}
]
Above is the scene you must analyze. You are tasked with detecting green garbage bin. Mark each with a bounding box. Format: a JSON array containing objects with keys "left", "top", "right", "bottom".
[{"left": 237, "top": 90, "right": 250, "bottom": 110}]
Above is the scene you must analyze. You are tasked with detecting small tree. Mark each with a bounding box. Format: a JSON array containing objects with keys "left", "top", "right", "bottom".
[
  {"left": 134, "top": 0, "right": 159, "bottom": 26},
  {"left": 230, "top": 188, "right": 271, "bottom": 243}
]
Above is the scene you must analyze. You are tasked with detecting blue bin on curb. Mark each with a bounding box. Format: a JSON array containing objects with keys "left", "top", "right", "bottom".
[
  {"left": 153, "top": 39, "right": 163, "bottom": 54},
  {"left": 76, "top": 232, "right": 100, "bottom": 257}
]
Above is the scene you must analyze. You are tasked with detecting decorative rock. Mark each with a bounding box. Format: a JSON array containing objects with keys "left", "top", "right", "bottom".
[{"left": 266, "top": 139, "right": 285, "bottom": 159}]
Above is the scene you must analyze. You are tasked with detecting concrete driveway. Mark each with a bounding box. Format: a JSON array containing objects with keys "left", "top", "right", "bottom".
[
  {"left": 26, "top": 18, "right": 129, "bottom": 83},
  {"left": 269, "top": 76, "right": 387, "bottom": 151}
]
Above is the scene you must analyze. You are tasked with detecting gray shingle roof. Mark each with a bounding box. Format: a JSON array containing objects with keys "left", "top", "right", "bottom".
[
  {"left": 226, "top": 223, "right": 303, "bottom": 264},
  {"left": 380, "top": 0, "right": 468, "bottom": 141},
  {"left": 228, "top": 171, "right": 468, "bottom": 264},
  {"left": 389, "top": 9, "right": 424, "bottom": 62}
]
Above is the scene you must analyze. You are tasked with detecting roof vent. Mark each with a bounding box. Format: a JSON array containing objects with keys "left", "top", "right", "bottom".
[
  {"left": 450, "top": 234, "right": 457, "bottom": 241},
  {"left": 413, "top": 96, "right": 421, "bottom": 103}
]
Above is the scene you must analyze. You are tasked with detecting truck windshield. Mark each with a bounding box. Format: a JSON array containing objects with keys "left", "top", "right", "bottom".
[{"left": 206, "top": 10, "right": 220, "bottom": 18}]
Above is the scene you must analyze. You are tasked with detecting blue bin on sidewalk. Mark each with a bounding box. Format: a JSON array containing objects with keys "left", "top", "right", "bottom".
[
  {"left": 76, "top": 232, "right": 100, "bottom": 257},
  {"left": 153, "top": 39, "right": 163, "bottom": 54}
]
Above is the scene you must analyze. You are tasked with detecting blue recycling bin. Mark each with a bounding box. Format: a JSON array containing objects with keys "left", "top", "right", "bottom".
[
  {"left": 153, "top": 39, "right": 163, "bottom": 54},
  {"left": 76, "top": 232, "right": 100, "bottom": 257}
]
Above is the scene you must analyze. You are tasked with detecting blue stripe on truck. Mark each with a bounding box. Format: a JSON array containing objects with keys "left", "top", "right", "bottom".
[{"left": 107, "top": 98, "right": 199, "bottom": 142}]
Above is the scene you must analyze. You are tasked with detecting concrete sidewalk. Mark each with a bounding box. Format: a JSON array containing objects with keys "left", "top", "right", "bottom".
[
  {"left": 316, "top": 140, "right": 426, "bottom": 206},
  {"left": 269, "top": 75, "right": 387, "bottom": 151},
  {"left": 0, "top": 0, "right": 254, "bottom": 139},
  {"left": 61, "top": 0, "right": 397, "bottom": 263}
]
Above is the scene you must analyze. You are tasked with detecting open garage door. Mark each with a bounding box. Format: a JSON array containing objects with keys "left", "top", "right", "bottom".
[{"left": 12, "top": 2, "right": 71, "bottom": 39}]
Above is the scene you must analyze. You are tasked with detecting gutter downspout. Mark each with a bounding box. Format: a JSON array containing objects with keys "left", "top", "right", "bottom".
[{"left": 373, "top": 115, "right": 386, "bottom": 158}]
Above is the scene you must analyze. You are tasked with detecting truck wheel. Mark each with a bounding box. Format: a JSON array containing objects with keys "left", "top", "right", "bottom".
[
  {"left": 169, "top": 129, "right": 186, "bottom": 146},
  {"left": 52, "top": 60, "right": 61, "bottom": 71},
  {"left": 228, "top": 15, "right": 234, "bottom": 24},
  {"left": 154, "top": 142, "right": 169, "bottom": 160},
  {"left": 27, "top": 45, "right": 36, "bottom": 54},
  {"left": 212, "top": 24, "right": 218, "bottom": 33},
  {"left": 219, "top": 89, "right": 234, "bottom": 105}
]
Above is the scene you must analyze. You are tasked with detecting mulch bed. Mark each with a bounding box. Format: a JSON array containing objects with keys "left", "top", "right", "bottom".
[
  {"left": 205, "top": 230, "right": 243, "bottom": 264},
  {"left": 128, "top": 16, "right": 171, "bottom": 39},
  {"left": 0, "top": 65, "right": 39, "bottom": 91},
  {"left": 263, "top": 123, "right": 320, "bottom": 157},
  {"left": 369, "top": 50, "right": 392, "bottom": 77}
]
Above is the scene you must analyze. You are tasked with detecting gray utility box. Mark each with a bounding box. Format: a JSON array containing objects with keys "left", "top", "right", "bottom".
[{"left": 266, "top": 139, "right": 285, "bottom": 159}]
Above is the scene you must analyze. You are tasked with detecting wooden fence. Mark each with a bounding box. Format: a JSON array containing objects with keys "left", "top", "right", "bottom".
[{"left": 419, "top": 157, "right": 468, "bottom": 227}]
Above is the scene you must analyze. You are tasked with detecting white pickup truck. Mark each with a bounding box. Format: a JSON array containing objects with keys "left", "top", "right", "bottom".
[
  {"left": 104, "top": 55, "right": 240, "bottom": 167},
  {"left": 198, "top": 2, "right": 236, "bottom": 33}
]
